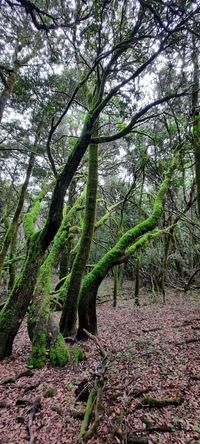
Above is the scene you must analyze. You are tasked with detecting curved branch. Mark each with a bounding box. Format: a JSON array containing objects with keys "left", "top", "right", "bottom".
[{"left": 91, "top": 91, "right": 189, "bottom": 144}]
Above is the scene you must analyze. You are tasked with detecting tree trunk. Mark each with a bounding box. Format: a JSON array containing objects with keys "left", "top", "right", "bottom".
[
  {"left": 59, "top": 180, "right": 77, "bottom": 280},
  {"left": 7, "top": 224, "right": 18, "bottom": 291},
  {"left": 0, "top": 152, "right": 35, "bottom": 280},
  {"left": 0, "top": 231, "right": 44, "bottom": 358},
  {"left": 60, "top": 140, "right": 98, "bottom": 336},
  {"left": 28, "top": 191, "right": 84, "bottom": 367},
  {"left": 113, "top": 265, "right": 120, "bottom": 308},
  {"left": 134, "top": 255, "right": 140, "bottom": 306},
  {"left": 192, "top": 35, "right": 200, "bottom": 217}
]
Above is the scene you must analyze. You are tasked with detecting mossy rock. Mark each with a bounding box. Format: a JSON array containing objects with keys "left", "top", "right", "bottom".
[{"left": 49, "top": 333, "right": 70, "bottom": 367}]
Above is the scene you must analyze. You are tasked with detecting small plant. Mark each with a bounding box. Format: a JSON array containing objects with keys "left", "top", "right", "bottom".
[
  {"left": 73, "top": 346, "right": 84, "bottom": 367},
  {"left": 43, "top": 387, "right": 56, "bottom": 398}
]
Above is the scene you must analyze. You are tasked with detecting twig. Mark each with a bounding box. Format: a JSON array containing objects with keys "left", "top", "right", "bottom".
[
  {"left": 82, "top": 329, "right": 107, "bottom": 359},
  {"left": 78, "top": 331, "right": 108, "bottom": 442},
  {"left": 78, "top": 388, "right": 97, "bottom": 442},
  {"left": 28, "top": 398, "right": 41, "bottom": 444}
]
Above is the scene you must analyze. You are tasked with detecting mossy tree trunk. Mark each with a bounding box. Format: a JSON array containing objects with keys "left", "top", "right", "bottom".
[
  {"left": 59, "top": 180, "right": 77, "bottom": 280},
  {"left": 60, "top": 139, "right": 98, "bottom": 337},
  {"left": 0, "top": 230, "right": 44, "bottom": 358},
  {"left": 0, "top": 112, "right": 96, "bottom": 360},
  {"left": 27, "top": 191, "right": 84, "bottom": 368},
  {"left": 7, "top": 225, "right": 18, "bottom": 291},
  {"left": 77, "top": 157, "right": 178, "bottom": 338}
]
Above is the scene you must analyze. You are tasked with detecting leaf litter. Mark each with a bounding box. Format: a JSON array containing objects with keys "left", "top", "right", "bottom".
[{"left": 0, "top": 292, "right": 200, "bottom": 443}]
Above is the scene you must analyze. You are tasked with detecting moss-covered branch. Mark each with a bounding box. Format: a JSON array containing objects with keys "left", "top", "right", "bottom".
[
  {"left": 78, "top": 388, "right": 97, "bottom": 442},
  {"left": 23, "top": 185, "right": 46, "bottom": 240},
  {"left": 137, "top": 396, "right": 183, "bottom": 409}
]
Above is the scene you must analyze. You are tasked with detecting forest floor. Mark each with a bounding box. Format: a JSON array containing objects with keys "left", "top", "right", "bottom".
[{"left": 0, "top": 283, "right": 200, "bottom": 444}]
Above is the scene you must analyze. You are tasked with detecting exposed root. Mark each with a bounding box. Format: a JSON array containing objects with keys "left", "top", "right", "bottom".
[
  {"left": 28, "top": 398, "right": 41, "bottom": 444},
  {"left": 0, "top": 369, "right": 33, "bottom": 385}
]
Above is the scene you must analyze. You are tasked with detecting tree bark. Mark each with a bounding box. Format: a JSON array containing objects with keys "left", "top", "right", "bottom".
[
  {"left": 27, "top": 192, "right": 84, "bottom": 367},
  {"left": 60, "top": 139, "right": 98, "bottom": 336},
  {"left": 192, "top": 35, "right": 200, "bottom": 217}
]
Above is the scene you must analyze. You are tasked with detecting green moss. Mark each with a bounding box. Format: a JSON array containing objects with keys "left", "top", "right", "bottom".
[
  {"left": 28, "top": 331, "right": 47, "bottom": 369},
  {"left": 58, "top": 273, "right": 71, "bottom": 302},
  {"left": 28, "top": 190, "right": 85, "bottom": 358},
  {"left": 23, "top": 189, "right": 45, "bottom": 240},
  {"left": 49, "top": 333, "right": 70, "bottom": 367}
]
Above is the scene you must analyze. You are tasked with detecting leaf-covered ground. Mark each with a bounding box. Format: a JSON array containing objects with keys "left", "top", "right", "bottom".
[{"left": 0, "top": 290, "right": 200, "bottom": 443}]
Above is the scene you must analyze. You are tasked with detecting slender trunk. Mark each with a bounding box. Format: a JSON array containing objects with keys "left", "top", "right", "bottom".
[
  {"left": 161, "top": 229, "right": 172, "bottom": 304},
  {"left": 59, "top": 180, "right": 77, "bottom": 280},
  {"left": 113, "top": 265, "right": 120, "bottom": 307},
  {"left": 8, "top": 224, "right": 18, "bottom": 291},
  {"left": 60, "top": 140, "right": 98, "bottom": 336},
  {"left": 192, "top": 35, "right": 200, "bottom": 217},
  {"left": 134, "top": 255, "right": 140, "bottom": 306},
  {"left": 0, "top": 152, "right": 35, "bottom": 279},
  {"left": 59, "top": 244, "right": 70, "bottom": 279}
]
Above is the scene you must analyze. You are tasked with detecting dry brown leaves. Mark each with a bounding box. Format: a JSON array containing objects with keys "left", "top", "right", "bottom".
[{"left": 0, "top": 289, "right": 200, "bottom": 444}]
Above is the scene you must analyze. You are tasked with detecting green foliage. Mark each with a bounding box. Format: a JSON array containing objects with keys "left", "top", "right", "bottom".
[{"left": 73, "top": 346, "right": 84, "bottom": 367}]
